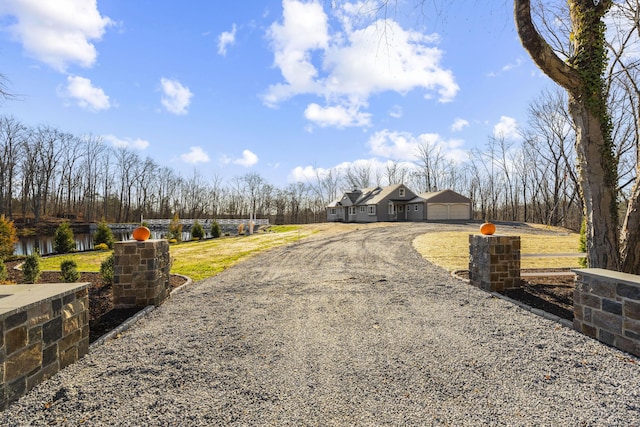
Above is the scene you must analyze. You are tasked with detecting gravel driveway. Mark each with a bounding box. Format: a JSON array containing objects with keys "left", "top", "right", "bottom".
[{"left": 3, "top": 222, "right": 640, "bottom": 426}]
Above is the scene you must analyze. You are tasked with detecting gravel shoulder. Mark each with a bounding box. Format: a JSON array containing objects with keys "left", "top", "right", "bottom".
[{"left": 3, "top": 222, "right": 640, "bottom": 426}]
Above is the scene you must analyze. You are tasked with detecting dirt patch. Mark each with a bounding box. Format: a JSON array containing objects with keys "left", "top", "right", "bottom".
[
  {"left": 455, "top": 268, "right": 575, "bottom": 321},
  {"left": 506, "top": 274, "right": 575, "bottom": 321},
  {"left": 2, "top": 261, "right": 187, "bottom": 343}
]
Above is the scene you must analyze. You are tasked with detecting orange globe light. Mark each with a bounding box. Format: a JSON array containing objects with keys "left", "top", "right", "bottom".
[
  {"left": 480, "top": 222, "right": 496, "bottom": 235},
  {"left": 132, "top": 226, "right": 151, "bottom": 241}
]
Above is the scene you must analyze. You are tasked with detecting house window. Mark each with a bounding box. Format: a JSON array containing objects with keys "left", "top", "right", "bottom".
[
  {"left": 414, "top": 205, "right": 419, "bottom": 211},
  {"left": 399, "top": 188, "right": 405, "bottom": 197},
  {"left": 398, "top": 205, "right": 404, "bottom": 212},
  {"left": 330, "top": 208, "right": 336, "bottom": 215},
  {"left": 368, "top": 205, "right": 376, "bottom": 215},
  {"left": 360, "top": 206, "right": 365, "bottom": 213},
  {"left": 349, "top": 206, "right": 356, "bottom": 215}
]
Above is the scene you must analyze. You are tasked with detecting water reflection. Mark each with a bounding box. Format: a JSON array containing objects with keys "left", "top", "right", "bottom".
[{"left": 14, "top": 230, "right": 196, "bottom": 256}]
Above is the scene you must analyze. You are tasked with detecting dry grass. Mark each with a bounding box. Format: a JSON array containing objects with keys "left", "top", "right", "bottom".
[
  {"left": 413, "top": 229, "right": 582, "bottom": 272},
  {"left": 38, "top": 223, "right": 363, "bottom": 281},
  {"left": 38, "top": 222, "right": 581, "bottom": 281}
]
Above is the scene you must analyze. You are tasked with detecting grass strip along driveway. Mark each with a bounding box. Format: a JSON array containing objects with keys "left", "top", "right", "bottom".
[
  {"left": 40, "top": 222, "right": 582, "bottom": 280},
  {"left": 40, "top": 225, "right": 321, "bottom": 281}
]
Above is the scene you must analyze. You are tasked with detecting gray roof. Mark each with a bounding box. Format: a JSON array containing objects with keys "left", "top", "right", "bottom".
[
  {"left": 417, "top": 189, "right": 471, "bottom": 204},
  {"left": 365, "top": 184, "right": 404, "bottom": 205},
  {"left": 329, "top": 186, "right": 470, "bottom": 208}
]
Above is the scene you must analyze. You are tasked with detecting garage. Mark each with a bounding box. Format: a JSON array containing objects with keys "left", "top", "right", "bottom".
[
  {"left": 427, "top": 203, "right": 448, "bottom": 220},
  {"left": 421, "top": 190, "right": 472, "bottom": 221}
]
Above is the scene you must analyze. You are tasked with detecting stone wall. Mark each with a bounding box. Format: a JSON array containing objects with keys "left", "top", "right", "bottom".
[
  {"left": 113, "top": 239, "right": 171, "bottom": 309},
  {"left": 1, "top": 283, "right": 89, "bottom": 410},
  {"left": 469, "top": 235, "right": 521, "bottom": 292},
  {"left": 573, "top": 268, "right": 640, "bottom": 356}
]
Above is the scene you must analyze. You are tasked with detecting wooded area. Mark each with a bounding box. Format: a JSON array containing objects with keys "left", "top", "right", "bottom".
[
  {"left": 1, "top": 73, "right": 634, "bottom": 231},
  {"left": 0, "top": 2, "right": 637, "bottom": 243}
]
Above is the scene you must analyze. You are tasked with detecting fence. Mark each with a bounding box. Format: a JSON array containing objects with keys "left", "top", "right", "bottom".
[{"left": 92, "top": 218, "right": 270, "bottom": 230}]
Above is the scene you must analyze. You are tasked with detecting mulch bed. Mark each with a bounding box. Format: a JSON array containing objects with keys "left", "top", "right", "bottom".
[
  {"left": 505, "top": 274, "right": 575, "bottom": 321},
  {"left": 2, "top": 261, "right": 187, "bottom": 343},
  {"left": 455, "top": 268, "right": 575, "bottom": 321}
]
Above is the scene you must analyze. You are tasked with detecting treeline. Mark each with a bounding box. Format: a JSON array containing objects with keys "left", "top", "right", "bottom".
[{"left": 0, "top": 84, "right": 636, "bottom": 231}]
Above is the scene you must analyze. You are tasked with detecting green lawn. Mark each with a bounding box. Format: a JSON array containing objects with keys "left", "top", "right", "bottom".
[{"left": 40, "top": 225, "right": 318, "bottom": 281}]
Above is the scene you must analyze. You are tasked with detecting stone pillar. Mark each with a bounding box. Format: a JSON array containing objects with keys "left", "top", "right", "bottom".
[
  {"left": 1, "top": 283, "right": 89, "bottom": 410},
  {"left": 469, "top": 235, "right": 521, "bottom": 292},
  {"left": 113, "top": 239, "right": 171, "bottom": 309},
  {"left": 573, "top": 268, "right": 640, "bottom": 356}
]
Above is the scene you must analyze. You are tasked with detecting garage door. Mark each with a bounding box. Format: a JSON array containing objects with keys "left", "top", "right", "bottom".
[
  {"left": 449, "top": 204, "right": 470, "bottom": 220},
  {"left": 428, "top": 204, "right": 448, "bottom": 220}
]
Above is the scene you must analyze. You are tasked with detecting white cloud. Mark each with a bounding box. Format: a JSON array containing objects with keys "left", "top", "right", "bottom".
[
  {"left": 217, "top": 24, "right": 237, "bottom": 56},
  {"left": 0, "top": 0, "right": 112, "bottom": 72},
  {"left": 223, "top": 149, "right": 259, "bottom": 167},
  {"left": 368, "top": 129, "right": 467, "bottom": 163},
  {"left": 60, "top": 75, "right": 111, "bottom": 111},
  {"left": 451, "top": 118, "right": 469, "bottom": 132},
  {"left": 488, "top": 58, "right": 523, "bottom": 77},
  {"left": 388, "top": 105, "right": 403, "bottom": 119},
  {"left": 289, "top": 165, "right": 329, "bottom": 182},
  {"left": 102, "top": 134, "right": 149, "bottom": 150},
  {"left": 180, "top": 146, "right": 210, "bottom": 164},
  {"left": 160, "top": 78, "right": 193, "bottom": 115},
  {"left": 304, "top": 103, "right": 371, "bottom": 127},
  {"left": 493, "top": 116, "right": 521, "bottom": 140},
  {"left": 263, "top": 0, "right": 458, "bottom": 128},
  {"left": 288, "top": 158, "right": 419, "bottom": 185}
]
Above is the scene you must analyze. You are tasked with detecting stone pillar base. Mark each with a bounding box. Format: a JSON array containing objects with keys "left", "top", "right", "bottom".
[
  {"left": 469, "top": 234, "right": 521, "bottom": 292},
  {"left": 113, "top": 239, "right": 171, "bottom": 308}
]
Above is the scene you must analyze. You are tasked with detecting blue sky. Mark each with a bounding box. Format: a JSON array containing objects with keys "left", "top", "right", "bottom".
[{"left": 0, "top": 0, "right": 554, "bottom": 187}]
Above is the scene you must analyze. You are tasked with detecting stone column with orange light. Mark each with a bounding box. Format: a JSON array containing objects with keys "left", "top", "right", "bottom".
[
  {"left": 112, "top": 228, "right": 171, "bottom": 309},
  {"left": 469, "top": 222, "right": 521, "bottom": 292}
]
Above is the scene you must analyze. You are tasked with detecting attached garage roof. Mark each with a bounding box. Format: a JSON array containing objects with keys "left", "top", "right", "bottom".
[{"left": 419, "top": 189, "right": 471, "bottom": 204}]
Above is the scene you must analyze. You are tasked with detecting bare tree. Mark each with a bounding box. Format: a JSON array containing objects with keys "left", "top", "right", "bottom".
[
  {"left": 415, "top": 139, "right": 446, "bottom": 192},
  {"left": 0, "top": 116, "right": 26, "bottom": 217},
  {"left": 515, "top": 0, "right": 632, "bottom": 270},
  {"left": 344, "top": 163, "right": 373, "bottom": 189}
]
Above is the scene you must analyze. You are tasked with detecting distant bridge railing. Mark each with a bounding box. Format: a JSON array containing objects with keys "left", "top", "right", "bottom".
[{"left": 92, "top": 218, "right": 269, "bottom": 231}]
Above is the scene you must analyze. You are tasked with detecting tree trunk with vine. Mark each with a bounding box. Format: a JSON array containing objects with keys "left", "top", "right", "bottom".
[{"left": 515, "top": 0, "right": 628, "bottom": 271}]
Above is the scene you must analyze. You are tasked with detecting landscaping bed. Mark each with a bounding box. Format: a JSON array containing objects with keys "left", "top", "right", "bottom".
[
  {"left": 2, "top": 261, "right": 187, "bottom": 343},
  {"left": 505, "top": 272, "right": 575, "bottom": 321},
  {"left": 454, "top": 268, "right": 575, "bottom": 321}
]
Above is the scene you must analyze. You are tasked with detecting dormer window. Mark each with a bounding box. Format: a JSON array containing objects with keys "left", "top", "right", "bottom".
[{"left": 399, "top": 188, "right": 405, "bottom": 197}]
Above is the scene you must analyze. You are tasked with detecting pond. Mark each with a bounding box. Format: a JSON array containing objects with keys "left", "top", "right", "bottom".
[{"left": 14, "top": 230, "right": 197, "bottom": 256}]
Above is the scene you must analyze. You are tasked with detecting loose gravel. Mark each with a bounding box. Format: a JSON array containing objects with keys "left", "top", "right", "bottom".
[{"left": 3, "top": 222, "right": 640, "bottom": 426}]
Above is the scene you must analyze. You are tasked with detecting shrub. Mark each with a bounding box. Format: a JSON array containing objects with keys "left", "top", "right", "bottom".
[
  {"left": 0, "top": 258, "right": 7, "bottom": 283},
  {"left": 60, "top": 259, "right": 80, "bottom": 283},
  {"left": 579, "top": 218, "right": 587, "bottom": 268},
  {"left": 100, "top": 254, "right": 114, "bottom": 285},
  {"left": 22, "top": 250, "right": 41, "bottom": 284},
  {"left": 211, "top": 221, "right": 222, "bottom": 238},
  {"left": 191, "top": 220, "right": 205, "bottom": 240},
  {"left": 0, "top": 215, "right": 18, "bottom": 259},
  {"left": 54, "top": 221, "right": 76, "bottom": 254},
  {"left": 168, "top": 213, "right": 183, "bottom": 242},
  {"left": 94, "top": 243, "right": 109, "bottom": 251},
  {"left": 93, "top": 220, "right": 115, "bottom": 249},
  {"left": 168, "top": 238, "right": 178, "bottom": 244}
]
